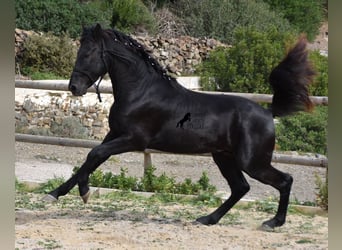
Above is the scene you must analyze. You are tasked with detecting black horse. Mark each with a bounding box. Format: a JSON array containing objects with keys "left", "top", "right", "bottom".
[{"left": 44, "top": 24, "right": 315, "bottom": 230}]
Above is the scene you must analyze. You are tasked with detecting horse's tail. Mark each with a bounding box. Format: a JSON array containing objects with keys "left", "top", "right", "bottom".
[{"left": 269, "top": 35, "right": 316, "bottom": 117}]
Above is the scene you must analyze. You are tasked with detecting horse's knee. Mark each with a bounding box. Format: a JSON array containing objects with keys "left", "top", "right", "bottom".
[
  {"left": 233, "top": 181, "right": 250, "bottom": 196},
  {"left": 87, "top": 145, "right": 108, "bottom": 162},
  {"left": 227, "top": 177, "right": 250, "bottom": 199},
  {"left": 241, "top": 182, "right": 250, "bottom": 195},
  {"left": 87, "top": 146, "right": 100, "bottom": 159}
]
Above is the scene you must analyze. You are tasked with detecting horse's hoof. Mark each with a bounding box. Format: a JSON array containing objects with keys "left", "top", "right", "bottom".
[
  {"left": 191, "top": 220, "right": 202, "bottom": 226},
  {"left": 195, "top": 216, "right": 216, "bottom": 226},
  {"left": 42, "top": 194, "right": 58, "bottom": 203},
  {"left": 258, "top": 223, "right": 275, "bottom": 232},
  {"left": 81, "top": 190, "right": 91, "bottom": 204}
]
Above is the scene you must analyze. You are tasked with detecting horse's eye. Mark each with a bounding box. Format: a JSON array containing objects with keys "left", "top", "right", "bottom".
[
  {"left": 83, "top": 48, "right": 97, "bottom": 58},
  {"left": 84, "top": 52, "right": 92, "bottom": 58}
]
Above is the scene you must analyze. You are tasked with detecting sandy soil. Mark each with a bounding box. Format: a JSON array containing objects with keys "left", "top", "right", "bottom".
[{"left": 15, "top": 192, "right": 328, "bottom": 250}]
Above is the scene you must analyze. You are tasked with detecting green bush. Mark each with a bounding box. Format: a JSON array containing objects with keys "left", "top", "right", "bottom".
[
  {"left": 263, "top": 0, "right": 325, "bottom": 41},
  {"left": 15, "top": 0, "right": 110, "bottom": 38},
  {"left": 89, "top": 167, "right": 139, "bottom": 191},
  {"left": 315, "top": 171, "right": 328, "bottom": 210},
  {"left": 34, "top": 177, "right": 66, "bottom": 194},
  {"left": 21, "top": 32, "right": 76, "bottom": 79},
  {"left": 140, "top": 166, "right": 216, "bottom": 194},
  {"left": 106, "top": 0, "right": 157, "bottom": 34},
  {"left": 309, "top": 50, "right": 328, "bottom": 96},
  {"left": 171, "top": 0, "right": 294, "bottom": 44},
  {"left": 198, "top": 27, "right": 295, "bottom": 93},
  {"left": 76, "top": 165, "right": 217, "bottom": 195},
  {"left": 142, "top": 0, "right": 173, "bottom": 8},
  {"left": 275, "top": 106, "right": 327, "bottom": 155}
]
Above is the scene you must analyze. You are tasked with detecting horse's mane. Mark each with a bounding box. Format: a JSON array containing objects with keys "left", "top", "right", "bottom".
[{"left": 82, "top": 26, "right": 176, "bottom": 82}]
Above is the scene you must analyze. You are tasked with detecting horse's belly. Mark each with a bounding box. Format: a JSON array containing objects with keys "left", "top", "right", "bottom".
[{"left": 147, "top": 129, "right": 228, "bottom": 154}]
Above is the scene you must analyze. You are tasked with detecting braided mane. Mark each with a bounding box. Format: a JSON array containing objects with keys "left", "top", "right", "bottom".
[{"left": 82, "top": 26, "right": 175, "bottom": 81}]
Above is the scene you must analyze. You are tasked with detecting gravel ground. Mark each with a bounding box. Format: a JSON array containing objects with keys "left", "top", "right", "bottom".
[
  {"left": 15, "top": 141, "right": 326, "bottom": 203},
  {"left": 15, "top": 193, "right": 328, "bottom": 250}
]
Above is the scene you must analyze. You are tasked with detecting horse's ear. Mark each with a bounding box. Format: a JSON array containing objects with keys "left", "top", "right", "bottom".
[{"left": 94, "top": 23, "right": 102, "bottom": 37}]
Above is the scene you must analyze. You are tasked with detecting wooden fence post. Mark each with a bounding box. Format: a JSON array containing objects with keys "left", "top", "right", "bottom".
[{"left": 143, "top": 152, "right": 152, "bottom": 175}]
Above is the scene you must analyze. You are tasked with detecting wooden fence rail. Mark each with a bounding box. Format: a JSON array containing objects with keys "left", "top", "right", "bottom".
[
  {"left": 15, "top": 79, "right": 328, "bottom": 170},
  {"left": 15, "top": 80, "right": 329, "bottom": 105},
  {"left": 15, "top": 133, "right": 328, "bottom": 168}
]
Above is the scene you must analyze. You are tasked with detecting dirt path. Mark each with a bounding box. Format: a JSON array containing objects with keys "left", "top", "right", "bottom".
[{"left": 15, "top": 192, "right": 328, "bottom": 250}]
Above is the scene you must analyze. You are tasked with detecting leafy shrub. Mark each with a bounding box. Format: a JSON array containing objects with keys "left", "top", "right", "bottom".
[
  {"left": 15, "top": 0, "right": 110, "bottom": 38},
  {"left": 21, "top": 32, "right": 76, "bottom": 79},
  {"left": 141, "top": 166, "right": 216, "bottom": 194},
  {"left": 75, "top": 165, "right": 217, "bottom": 195},
  {"left": 26, "top": 71, "right": 65, "bottom": 81},
  {"left": 34, "top": 177, "right": 66, "bottom": 194},
  {"left": 316, "top": 171, "right": 329, "bottom": 210},
  {"left": 142, "top": 0, "right": 174, "bottom": 8},
  {"left": 198, "top": 27, "right": 295, "bottom": 93},
  {"left": 106, "top": 0, "right": 157, "bottom": 34},
  {"left": 275, "top": 106, "right": 327, "bottom": 155},
  {"left": 171, "top": 0, "right": 294, "bottom": 44},
  {"left": 140, "top": 166, "right": 176, "bottom": 193},
  {"left": 95, "top": 168, "right": 137, "bottom": 190},
  {"left": 315, "top": 172, "right": 328, "bottom": 210},
  {"left": 309, "top": 50, "right": 328, "bottom": 96},
  {"left": 15, "top": 178, "right": 31, "bottom": 193},
  {"left": 263, "top": 0, "right": 325, "bottom": 41}
]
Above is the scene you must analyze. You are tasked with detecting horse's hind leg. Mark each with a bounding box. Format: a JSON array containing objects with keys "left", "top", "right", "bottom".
[
  {"left": 231, "top": 119, "right": 293, "bottom": 229},
  {"left": 244, "top": 163, "right": 293, "bottom": 230},
  {"left": 196, "top": 152, "right": 250, "bottom": 225}
]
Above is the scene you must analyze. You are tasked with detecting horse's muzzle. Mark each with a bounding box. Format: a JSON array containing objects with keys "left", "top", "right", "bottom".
[{"left": 69, "top": 83, "right": 87, "bottom": 96}]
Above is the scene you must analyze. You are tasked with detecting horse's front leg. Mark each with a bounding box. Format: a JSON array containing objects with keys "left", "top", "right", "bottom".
[{"left": 43, "top": 133, "right": 141, "bottom": 203}]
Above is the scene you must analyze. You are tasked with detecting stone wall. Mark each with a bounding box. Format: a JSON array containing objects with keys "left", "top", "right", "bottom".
[
  {"left": 15, "top": 91, "right": 112, "bottom": 140},
  {"left": 133, "top": 35, "right": 229, "bottom": 75},
  {"left": 15, "top": 29, "right": 229, "bottom": 76}
]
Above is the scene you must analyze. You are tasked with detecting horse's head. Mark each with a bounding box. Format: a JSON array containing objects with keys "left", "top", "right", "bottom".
[
  {"left": 69, "top": 23, "right": 175, "bottom": 98},
  {"left": 69, "top": 24, "right": 107, "bottom": 96}
]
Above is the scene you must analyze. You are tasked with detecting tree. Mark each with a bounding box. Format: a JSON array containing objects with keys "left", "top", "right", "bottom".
[
  {"left": 263, "top": 0, "right": 325, "bottom": 41},
  {"left": 171, "top": 0, "right": 294, "bottom": 44},
  {"left": 197, "top": 27, "right": 295, "bottom": 93},
  {"left": 15, "top": 0, "right": 110, "bottom": 38}
]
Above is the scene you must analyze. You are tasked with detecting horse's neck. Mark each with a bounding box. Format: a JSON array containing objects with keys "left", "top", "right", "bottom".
[{"left": 108, "top": 59, "right": 186, "bottom": 102}]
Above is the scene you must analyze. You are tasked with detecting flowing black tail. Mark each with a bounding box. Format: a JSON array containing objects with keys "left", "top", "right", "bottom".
[{"left": 269, "top": 35, "right": 316, "bottom": 117}]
